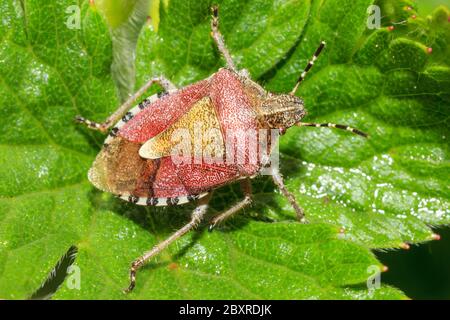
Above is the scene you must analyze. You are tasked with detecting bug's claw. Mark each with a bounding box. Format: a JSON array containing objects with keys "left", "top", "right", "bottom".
[
  {"left": 208, "top": 223, "right": 217, "bottom": 232},
  {"left": 124, "top": 282, "right": 135, "bottom": 294},
  {"left": 295, "top": 207, "right": 309, "bottom": 224},
  {"left": 209, "top": 215, "right": 223, "bottom": 232},
  {"left": 124, "top": 265, "right": 138, "bottom": 293},
  {"left": 75, "top": 115, "right": 108, "bottom": 132},
  {"left": 299, "top": 217, "right": 309, "bottom": 224}
]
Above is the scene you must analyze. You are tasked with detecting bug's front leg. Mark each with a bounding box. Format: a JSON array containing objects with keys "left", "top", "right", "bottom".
[
  {"left": 125, "top": 193, "right": 212, "bottom": 293},
  {"left": 210, "top": 5, "right": 237, "bottom": 72},
  {"left": 208, "top": 178, "right": 253, "bottom": 231},
  {"left": 271, "top": 169, "right": 307, "bottom": 223},
  {"left": 75, "top": 76, "right": 177, "bottom": 133}
]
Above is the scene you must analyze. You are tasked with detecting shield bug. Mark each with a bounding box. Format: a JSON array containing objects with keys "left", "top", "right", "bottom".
[{"left": 76, "top": 6, "right": 367, "bottom": 293}]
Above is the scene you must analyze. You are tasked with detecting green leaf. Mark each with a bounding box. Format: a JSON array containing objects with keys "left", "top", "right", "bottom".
[
  {"left": 264, "top": 1, "right": 450, "bottom": 249},
  {"left": 136, "top": 0, "right": 311, "bottom": 84},
  {"left": 0, "top": 0, "right": 448, "bottom": 300},
  {"left": 94, "top": 0, "right": 141, "bottom": 29},
  {"left": 95, "top": 0, "right": 151, "bottom": 102}
]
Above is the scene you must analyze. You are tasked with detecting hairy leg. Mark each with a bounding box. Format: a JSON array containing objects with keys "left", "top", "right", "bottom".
[
  {"left": 209, "top": 178, "right": 252, "bottom": 231},
  {"left": 271, "top": 170, "right": 307, "bottom": 223},
  {"left": 76, "top": 76, "right": 177, "bottom": 132},
  {"left": 211, "top": 5, "right": 237, "bottom": 72},
  {"left": 125, "top": 193, "right": 212, "bottom": 293}
]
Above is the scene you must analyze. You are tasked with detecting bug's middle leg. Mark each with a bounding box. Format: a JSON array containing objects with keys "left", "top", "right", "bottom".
[
  {"left": 271, "top": 169, "right": 307, "bottom": 223},
  {"left": 209, "top": 178, "right": 253, "bottom": 231},
  {"left": 125, "top": 193, "right": 213, "bottom": 293},
  {"left": 211, "top": 5, "right": 237, "bottom": 72},
  {"left": 75, "top": 76, "right": 177, "bottom": 133}
]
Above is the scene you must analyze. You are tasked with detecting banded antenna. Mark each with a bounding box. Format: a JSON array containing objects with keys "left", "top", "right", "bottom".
[
  {"left": 296, "top": 122, "right": 368, "bottom": 138},
  {"left": 290, "top": 41, "right": 326, "bottom": 96}
]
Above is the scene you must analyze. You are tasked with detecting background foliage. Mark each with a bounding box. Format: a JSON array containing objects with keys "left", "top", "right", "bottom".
[{"left": 0, "top": 0, "right": 448, "bottom": 299}]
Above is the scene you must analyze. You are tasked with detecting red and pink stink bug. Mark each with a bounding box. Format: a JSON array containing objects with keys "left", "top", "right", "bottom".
[{"left": 76, "top": 6, "right": 367, "bottom": 292}]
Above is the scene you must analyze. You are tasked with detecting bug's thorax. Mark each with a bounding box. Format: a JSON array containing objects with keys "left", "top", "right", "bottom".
[{"left": 239, "top": 74, "right": 307, "bottom": 132}]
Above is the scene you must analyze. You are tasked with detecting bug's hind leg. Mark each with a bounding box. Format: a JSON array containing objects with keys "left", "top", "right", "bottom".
[
  {"left": 209, "top": 179, "right": 252, "bottom": 231},
  {"left": 125, "top": 193, "right": 213, "bottom": 293},
  {"left": 75, "top": 76, "right": 177, "bottom": 133},
  {"left": 271, "top": 169, "right": 307, "bottom": 223},
  {"left": 211, "top": 5, "right": 237, "bottom": 72}
]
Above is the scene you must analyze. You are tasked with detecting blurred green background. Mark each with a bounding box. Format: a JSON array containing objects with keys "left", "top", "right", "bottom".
[
  {"left": 418, "top": 0, "right": 450, "bottom": 14},
  {"left": 376, "top": 0, "right": 450, "bottom": 300}
]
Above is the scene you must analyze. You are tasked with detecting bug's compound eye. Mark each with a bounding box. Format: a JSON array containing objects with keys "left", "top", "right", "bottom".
[
  {"left": 279, "top": 127, "right": 287, "bottom": 135},
  {"left": 296, "top": 108, "right": 306, "bottom": 118}
]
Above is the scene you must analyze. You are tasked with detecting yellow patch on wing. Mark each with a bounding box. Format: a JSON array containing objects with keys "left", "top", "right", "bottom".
[{"left": 139, "top": 97, "right": 225, "bottom": 161}]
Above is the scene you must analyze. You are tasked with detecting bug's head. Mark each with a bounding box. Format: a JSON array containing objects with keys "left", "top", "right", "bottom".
[{"left": 258, "top": 93, "right": 307, "bottom": 133}]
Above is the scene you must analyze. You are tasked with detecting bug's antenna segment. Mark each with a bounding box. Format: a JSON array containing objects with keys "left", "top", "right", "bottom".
[
  {"left": 291, "top": 41, "right": 326, "bottom": 96},
  {"left": 297, "top": 122, "right": 368, "bottom": 138}
]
